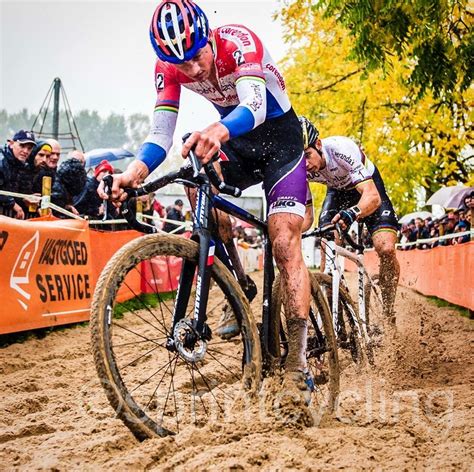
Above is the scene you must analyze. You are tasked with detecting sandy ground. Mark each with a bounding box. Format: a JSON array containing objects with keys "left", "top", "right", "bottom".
[{"left": 0, "top": 271, "right": 473, "bottom": 470}]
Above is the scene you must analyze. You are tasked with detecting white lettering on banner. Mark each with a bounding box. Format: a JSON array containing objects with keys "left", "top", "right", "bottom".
[
  {"left": 10, "top": 231, "right": 40, "bottom": 310},
  {"left": 219, "top": 27, "right": 256, "bottom": 53}
]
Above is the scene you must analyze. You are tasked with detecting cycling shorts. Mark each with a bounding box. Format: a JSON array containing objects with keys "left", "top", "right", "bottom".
[
  {"left": 219, "top": 108, "right": 306, "bottom": 218},
  {"left": 318, "top": 167, "right": 399, "bottom": 234}
]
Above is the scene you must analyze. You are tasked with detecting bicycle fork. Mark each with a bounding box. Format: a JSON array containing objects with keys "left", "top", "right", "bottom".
[{"left": 167, "top": 179, "right": 214, "bottom": 357}]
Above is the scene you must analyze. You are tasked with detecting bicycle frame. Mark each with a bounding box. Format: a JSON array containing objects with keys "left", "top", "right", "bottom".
[
  {"left": 320, "top": 235, "right": 380, "bottom": 343},
  {"left": 168, "top": 172, "right": 280, "bottom": 369}
]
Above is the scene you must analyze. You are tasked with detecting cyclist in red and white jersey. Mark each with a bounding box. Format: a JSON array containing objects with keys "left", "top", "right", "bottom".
[
  {"left": 300, "top": 116, "right": 400, "bottom": 322},
  {"left": 102, "top": 1, "right": 313, "bottom": 400}
]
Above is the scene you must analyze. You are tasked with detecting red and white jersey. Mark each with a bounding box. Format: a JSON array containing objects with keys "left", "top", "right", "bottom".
[{"left": 143, "top": 24, "right": 291, "bottom": 164}]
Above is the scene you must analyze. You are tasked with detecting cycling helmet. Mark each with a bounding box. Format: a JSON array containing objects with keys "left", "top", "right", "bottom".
[
  {"left": 149, "top": 1, "right": 210, "bottom": 64},
  {"left": 298, "top": 116, "right": 320, "bottom": 149}
]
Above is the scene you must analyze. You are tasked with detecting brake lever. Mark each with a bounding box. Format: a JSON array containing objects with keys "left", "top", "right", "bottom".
[{"left": 182, "top": 133, "right": 202, "bottom": 177}]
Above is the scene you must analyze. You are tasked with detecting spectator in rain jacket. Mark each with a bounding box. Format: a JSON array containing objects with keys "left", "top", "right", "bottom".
[
  {"left": 0, "top": 130, "right": 36, "bottom": 219},
  {"left": 74, "top": 159, "right": 116, "bottom": 219},
  {"left": 51, "top": 158, "right": 87, "bottom": 217},
  {"left": 28, "top": 141, "right": 57, "bottom": 194}
]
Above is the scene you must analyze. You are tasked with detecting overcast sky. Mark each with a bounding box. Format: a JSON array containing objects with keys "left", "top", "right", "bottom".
[{"left": 0, "top": 0, "right": 288, "bottom": 137}]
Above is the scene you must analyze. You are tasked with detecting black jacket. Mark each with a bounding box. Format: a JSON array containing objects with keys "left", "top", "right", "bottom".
[
  {"left": 163, "top": 207, "right": 185, "bottom": 234},
  {"left": 51, "top": 158, "right": 87, "bottom": 217},
  {"left": 0, "top": 145, "right": 34, "bottom": 211}
]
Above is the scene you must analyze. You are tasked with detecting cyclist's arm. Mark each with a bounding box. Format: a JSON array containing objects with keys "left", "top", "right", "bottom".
[
  {"left": 353, "top": 179, "right": 381, "bottom": 217},
  {"left": 331, "top": 179, "right": 381, "bottom": 229}
]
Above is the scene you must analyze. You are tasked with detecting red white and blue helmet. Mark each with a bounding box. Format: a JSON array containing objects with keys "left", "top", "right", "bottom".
[{"left": 149, "top": 1, "right": 210, "bottom": 64}]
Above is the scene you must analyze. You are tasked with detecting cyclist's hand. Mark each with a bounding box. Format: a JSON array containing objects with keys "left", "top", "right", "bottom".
[
  {"left": 97, "top": 161, "right": 149, "bottom": 202},
  {"left": 332, "top": 207, "right": 358, "bottom": 231},
  {"left": 182, "top": 123, "right": 229, "bottom": 164}
]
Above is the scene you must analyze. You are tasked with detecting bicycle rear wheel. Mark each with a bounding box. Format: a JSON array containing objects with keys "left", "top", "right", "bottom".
[
  {"left": 271, "top": 272, "right": 340, "bottom": 414},
  {"left": 313, "top": 272, "right": 369, "bottom": 369},
  {"left": 91, "top": 234, "right": 261, "bottom": 440}
]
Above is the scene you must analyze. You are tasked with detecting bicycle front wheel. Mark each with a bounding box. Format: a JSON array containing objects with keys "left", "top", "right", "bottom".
[
  {"left": 91, "top": 234, "right": 261, "bottom": 440},
  {"left": 314, "top": 272, "right": 369, "bottom": 369},
  {"left": 271, "top": 272, "right": 340, "bottom": 414}
]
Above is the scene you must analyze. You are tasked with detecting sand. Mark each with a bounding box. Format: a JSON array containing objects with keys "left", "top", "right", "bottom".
[{"left": 0, "top": 272, "right": 472, "bottom": 470}]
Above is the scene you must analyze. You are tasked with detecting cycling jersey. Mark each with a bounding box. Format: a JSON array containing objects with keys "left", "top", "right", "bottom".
[
  {"left": 308, "top": 136, "right": 399, "bottom": 233},
  {"left": 307, "top": 136, "right": 375, "bottom": 190},
  {"left": 138, "top": 24, "right": 291, "bottom": 172}
]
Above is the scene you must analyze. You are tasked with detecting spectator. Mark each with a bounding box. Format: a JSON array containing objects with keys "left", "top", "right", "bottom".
[
  {"left": 74, "top": 159, "right": 115, "bottom": 219},
  {"left": 152, "top": 195, "right": 166, "bottom": 229},
  {"left": 28, "top": 141, "right": 56, "bottom": 194},
  {"left": 399, "top": 225, "right": 415, "bottom": 250},
  {"left": 163, "top": 199, "right": 185, "bottom": 234},
  {"left": 68, "top": 149, "right": 86, "bottom": 166},
  {"left": 454, "top": 220, "right": 470, "bottom": 244},
  {"left": 45, "top": 139, "right": 61, "bottom": 171},
  {"left": 0, "top": 130, "right": 36, "bottom": 219},
  {"left": 415, "top": 217, "right": 430, "bottom": 249},
  {"left": 51, "top": 158, "right": 87, "bottom": 217}
]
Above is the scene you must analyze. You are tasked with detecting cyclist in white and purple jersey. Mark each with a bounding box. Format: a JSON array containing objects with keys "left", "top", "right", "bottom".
[
  {"left": 102, "top": 1, "right": 313, "bottom": 401},
  {"left": 300, "top": 116, "right": 400, "bottom": 322}
]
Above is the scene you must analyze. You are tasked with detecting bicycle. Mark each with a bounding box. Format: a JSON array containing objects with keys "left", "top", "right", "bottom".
[
  {"left": 303, "top": 223, "right": 385, "bottom": 367},
  {"left": 90, "top": 148, "right": 340, "bottom": 440}
]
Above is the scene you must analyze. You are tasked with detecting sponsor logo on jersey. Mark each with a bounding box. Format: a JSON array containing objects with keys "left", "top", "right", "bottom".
[
  {"left": 334, "top": 151, "right": 354, "bottom": 166},
  {"left": 248, "top": 82, "right": 263, "bottom": 111},
  {"left": 239, "top": 62, "right": 261, "bottom": 71},
  {"left": 219, "top": 27, "right": 256, "bottom": 53},
  {"left": 265, "top": 63, "right": 286, "bottom": 90},
  {"left": 270, "top": 197, "right": 297, "bottom": 209}
]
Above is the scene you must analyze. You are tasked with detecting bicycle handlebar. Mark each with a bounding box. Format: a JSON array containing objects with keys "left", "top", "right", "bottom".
[
  {"left": 102, "top": 133, "right": 243, "bottom": 233},
  {"left": 182, "top": 133, "right": 242, "bottom": 198},
  {"left": 303, "top": 223, "right": 366, "bottom": 253}
]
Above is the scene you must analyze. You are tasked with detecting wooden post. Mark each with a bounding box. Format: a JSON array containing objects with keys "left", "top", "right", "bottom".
[{"left": 40, "top": 176, "right": 52, "bottom": 216}]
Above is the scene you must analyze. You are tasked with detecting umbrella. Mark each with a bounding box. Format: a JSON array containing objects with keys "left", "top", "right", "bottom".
[
  {"left": 85, "top": 148, "right": 134, "bottom": 168},
  {"left": 399, "top": 211, "right": 434, "bottom": 225},
  {"left": 443, "top": 187, "right": 474, "bottom": 209},
  {"left": 426, "top": 185, "right": 473, "bottom": 209}
]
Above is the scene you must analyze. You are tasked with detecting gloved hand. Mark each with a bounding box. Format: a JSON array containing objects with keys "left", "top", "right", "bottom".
[{"left": 336, "top": 207, "right": 359, "bottom": 228}]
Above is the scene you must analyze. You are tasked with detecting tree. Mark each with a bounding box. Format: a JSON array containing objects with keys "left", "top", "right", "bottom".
[
  {"left": 277, "top": 4, "right": 473, "bottom": 215},
  {"left": 311, "top": 0, "right": 473, "bottom": 99}
]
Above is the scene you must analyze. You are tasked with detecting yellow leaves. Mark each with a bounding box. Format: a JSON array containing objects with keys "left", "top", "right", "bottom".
[{"left": 278, "top": 2, "right": 472, "bottom": 215}]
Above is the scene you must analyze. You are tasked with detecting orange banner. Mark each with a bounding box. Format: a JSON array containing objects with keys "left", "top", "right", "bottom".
[
  {"left": 0, "top": 216, "right": 93, "bottom": 334},
  {"left": 345, "top": 242, "right": 474, "bottom": 310},
  {"left": 88, "top": 229, "right": 142, "bottom": 302}
]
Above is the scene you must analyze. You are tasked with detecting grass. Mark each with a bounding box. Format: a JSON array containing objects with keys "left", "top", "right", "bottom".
[
  {"left": 113, "top": 291, "right": 176, "bottom": 318},
  {"left": 1, "top": 291, "right": 177, "bottom": 347},
  {"left": 426, "top": 296, "right": 473, "bottom": 319}
]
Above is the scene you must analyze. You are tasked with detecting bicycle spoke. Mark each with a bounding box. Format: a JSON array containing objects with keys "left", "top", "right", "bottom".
[
  {"left": 161, "top": 358, "right": 179, "bottom": 432},
  {"left": 114, "top": 322, "right": 164, "bottom": 346},
  {"left": 119, "top": 343, "right": 163, "bottom": 371},
  {"left": 205, "top": 349, "right": 241, "bottom": 382},
  {"left": 113, "top": 337, "right": 167, "bottom": 348},
  {"left": 193, "top": 363, "right": 228, "bottom": 409},
  {"left": 130, "top": 355, "right": 176, "bottom": 394},
  {"left": 207, "top": 346, "right": 242, "bottom": 363},
  {"left": 147, "top": 256, "right": 177, "bottom": 332}
]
